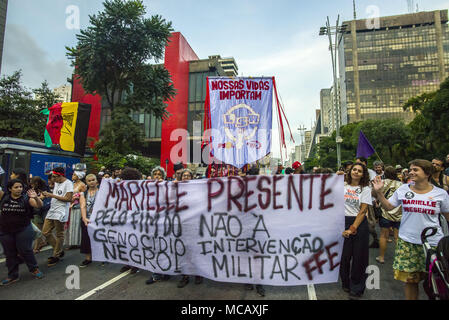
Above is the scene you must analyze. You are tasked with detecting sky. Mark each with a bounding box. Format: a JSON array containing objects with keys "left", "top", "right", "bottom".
[{"left": 3, "top": 0, "right": 449, "bottom": 159}]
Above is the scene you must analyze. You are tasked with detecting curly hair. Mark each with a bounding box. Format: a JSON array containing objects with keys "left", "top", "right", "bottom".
[{"left": 345, "top": 163, "right": 370, "bottom": 187}]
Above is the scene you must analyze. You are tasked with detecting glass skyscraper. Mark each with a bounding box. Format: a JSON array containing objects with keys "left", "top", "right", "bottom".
[{"left": 340, "top": 10, "right": 449, "bottom": 123}]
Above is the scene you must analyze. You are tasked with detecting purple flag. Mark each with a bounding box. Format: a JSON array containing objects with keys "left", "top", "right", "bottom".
[{"left": 356, "top": 130, "right": 376, "bottom": 159}]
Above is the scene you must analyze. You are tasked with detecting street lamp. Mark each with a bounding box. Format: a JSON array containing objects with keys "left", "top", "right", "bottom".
[{"left": 319, "top": 15, "right": 348, "bottom": 169}]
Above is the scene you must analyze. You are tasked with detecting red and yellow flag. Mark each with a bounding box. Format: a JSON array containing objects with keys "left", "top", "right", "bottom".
[{"left": 46, "top": 102, "right": 92, "bottom": 155}]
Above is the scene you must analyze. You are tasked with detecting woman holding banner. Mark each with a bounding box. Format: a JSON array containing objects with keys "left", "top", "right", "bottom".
[
  {"left": 65, "top": 171, "right": 86, "bottom": 249},
  {"left": 78, "top": 174, "right": 99, "bottom": 268},
  {"left": 340, "top": 163, "right": 371, "bottom": 299},
  {"left": 146, "top": 166, "right": 171, "bottom": 284},
  {"left": 119, "top": 168, "right": 142, "bottom": 275},
  {"left": 177, "top": 169, "right": 204, "bottom": 288}
]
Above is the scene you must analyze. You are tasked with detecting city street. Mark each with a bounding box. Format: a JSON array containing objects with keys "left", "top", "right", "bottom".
[{"left": 0, "top": 229, "right": 428, "bottom": 300}]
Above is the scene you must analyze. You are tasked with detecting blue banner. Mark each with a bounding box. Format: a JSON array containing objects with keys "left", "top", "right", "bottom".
[{"left": 208, "top": 77, "right": 272, "bottom": 168}]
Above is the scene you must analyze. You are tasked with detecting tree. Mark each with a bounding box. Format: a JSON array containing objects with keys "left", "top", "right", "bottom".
[
  {"left": 356, "top": 120, "right": 411, "bottom": 165},
  {"left": 33, "top": 80, "right": 62, "bottom": 111},
  {"left": 403, "top": 77, "right": 449, "bottom": 159},
  {"left": 313, "top": 120, "right": 411, "bottom": 169},
  {"left": 66, "top": 0, "right": 177, "bottom": 165},
  {"left": 66, "top": 0, "right": 175, "bottom": 117},
  {"left": 0, "top": 71, "right": 49, "bottom": 141}
]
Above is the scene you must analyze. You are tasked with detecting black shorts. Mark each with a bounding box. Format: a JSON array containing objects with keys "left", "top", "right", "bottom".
[{"left": 379, "top": 216, "right": 400, "bottom": 229}]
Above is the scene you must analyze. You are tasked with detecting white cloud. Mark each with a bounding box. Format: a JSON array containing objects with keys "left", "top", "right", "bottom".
[{"left": 238, "top": 31, "right": 333, "bottom": 158}]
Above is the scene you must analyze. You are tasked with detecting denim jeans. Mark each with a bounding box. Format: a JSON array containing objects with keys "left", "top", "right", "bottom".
[{"left": 0, "top": 224, "right": 38, "bottom": 279}]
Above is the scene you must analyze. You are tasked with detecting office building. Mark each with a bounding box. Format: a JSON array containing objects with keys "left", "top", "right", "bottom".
[
  {"left": 78, "top": 32, "right": 238, "bottom": 177},
  {"left": 320, "top": 88, "right": 332, "bottom": 134},
  {"left": 340, "top": 10, "right": 449, "bottom": 123},
  {"left": 53, "top": 85, "right": 71, "bottom": 102}
]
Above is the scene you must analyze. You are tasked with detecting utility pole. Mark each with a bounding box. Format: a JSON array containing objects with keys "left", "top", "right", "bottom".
[
  {"left": 319, "top": 16, "right": 348, "bottom": 169},
  {"left": 353, "top": 0, "right": 357, "bottom": 20}
]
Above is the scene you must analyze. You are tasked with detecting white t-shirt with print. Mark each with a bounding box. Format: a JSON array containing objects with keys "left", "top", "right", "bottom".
[
  {"left": 389, "top": 184, "right": 449, "bottom": 247},
  {"left": 45, "top": 179, "right": 74, "bottom": 222},
  {"left": 344, "top": 184, "right": 372, "bottom": 217}
]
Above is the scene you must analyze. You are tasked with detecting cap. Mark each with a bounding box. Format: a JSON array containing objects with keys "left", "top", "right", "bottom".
[
  {"left": 395, "top": 165, "right": 403, "bottom": 169},
  {"left": 292, "top": 161, "right": 302, "bottom": 169}
]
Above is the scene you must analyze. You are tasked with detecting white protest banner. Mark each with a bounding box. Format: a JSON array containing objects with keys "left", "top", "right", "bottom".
[{"left": 88, "top": 174, "right": 345, "bottom": 286}]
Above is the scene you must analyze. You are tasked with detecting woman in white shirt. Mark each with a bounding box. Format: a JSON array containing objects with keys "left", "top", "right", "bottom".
[
  {"left": 341, "top": 163, "right": 372, "bottom": 299},
  {"left": 373, "top": 159, "right": 449, "bottom": 300}
]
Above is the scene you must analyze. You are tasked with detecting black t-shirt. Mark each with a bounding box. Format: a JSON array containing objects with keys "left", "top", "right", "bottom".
[{"left": 0, "top": 194, "right": 33, "bottom": 233}]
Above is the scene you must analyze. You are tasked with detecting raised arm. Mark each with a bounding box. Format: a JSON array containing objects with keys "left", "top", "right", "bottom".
[
  {"left": 27, "top": 189, "right": 43, "bottom": 209},
  {"left": 372, "top": 176, "right": 396, "bottom": 211}
]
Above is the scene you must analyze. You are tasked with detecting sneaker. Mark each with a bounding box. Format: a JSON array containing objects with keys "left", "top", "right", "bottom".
[
  {"left": 245, "top": 284, "right": 254, "bottom": 290},
  {"left": 120, "top": 265, "right": 131, "bottom": 273},
  {"left": 47, "top": 257, "right": 60, "bottom": 267},
  {"left": 31, "top": 268, "right": 44, "bottom": 279},
  {"left": 130, "top": 267, "right": 139, "bottom": 274},
  {"left": 79, "top": 260, "right": 92, "bottom": 268},
  {"left": 256, "top": 285, "right": 265, "bottom": 297},
  {"left": 349, "top": 292, "right": 363, "bottom": 300},
  {"left": 101, "top": 262, "right": 106, "bottom": 266},
  {"left": 177, "top": 276, "right": 189, "bottom": 288},
  {"left": 57, "top": 251, "right": 65, "bottom": 258},
  {"left": 194, "top": 276, "right": 203, "bottom": 285},
  {"left": 153, "top": 273, "right": 162, "bottom": 281},
  {"left": 0, "top": 277, "right": 19, "bottom": 286},
  {"left": 375, "top": 256, "right": 385, "bottom": 264},
  {"left": 146, "top": 276, "right": 161, "bottom": 285}
]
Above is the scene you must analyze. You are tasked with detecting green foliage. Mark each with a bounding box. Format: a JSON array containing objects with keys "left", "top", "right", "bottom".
[
  {"left": 67, "top": 0, "right": 177, "bottom": 167},
  {"left": 93, "top": 107, "right": 144, "bottom": 163},
  {"left": 0, "top": 71, "right": 58, "bottom": 141},
  {"left": 124, "top": 154, "right": 159, "bottom": 176},
  {"left": 33, "top": 80, "right": 62, "bottom": 111},
  {"left": 66, "top": 0, "right": 175, "bottom": 116},
  {"left": 311, "top": 77, "right": 449, "bottom": 168},
  {"left": 314, "top": 119, "right": 410, "bottom": 169},
  {"left": 402, "top": 92, "right": 436, "bottom": 113}
]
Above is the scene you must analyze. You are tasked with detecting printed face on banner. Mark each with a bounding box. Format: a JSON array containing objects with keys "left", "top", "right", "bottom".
[
  {"left": 208, "top": 78, "right": 272, "bottom": 168},
  {"left": 88, "top": 175, "right": 345, "bottom": 286}
]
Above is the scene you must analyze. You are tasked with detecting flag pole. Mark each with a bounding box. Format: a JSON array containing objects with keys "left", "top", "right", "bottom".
[{"left": 374, "top": 151, "right": 383, "bottom": 162}]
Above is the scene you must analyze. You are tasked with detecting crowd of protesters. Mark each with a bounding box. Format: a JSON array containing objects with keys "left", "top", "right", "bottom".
[{"left": 0, "top": 154, "right": 448, "bottom": 300}]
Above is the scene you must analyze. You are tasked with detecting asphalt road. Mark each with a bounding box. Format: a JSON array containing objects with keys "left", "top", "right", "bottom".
[{"left": 0, "top": 230, "right": 429, "bottom": 301}]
